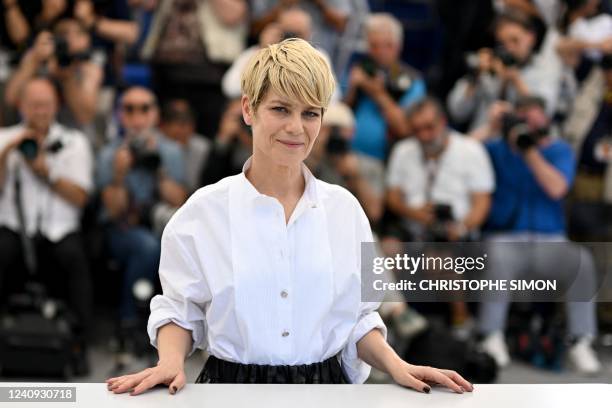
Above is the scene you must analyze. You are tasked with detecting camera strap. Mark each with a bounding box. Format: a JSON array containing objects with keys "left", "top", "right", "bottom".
[
  {"left": 423, "top": 157, "right": 440, "bottom": 203},
  {"left": 419, "top": 132, "right": 450, "bottom": 202},
  {"left": 12, "top": 162, "right": 38, "bottom": 276}
]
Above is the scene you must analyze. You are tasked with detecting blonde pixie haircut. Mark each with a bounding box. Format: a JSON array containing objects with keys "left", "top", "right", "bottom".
[{"left": 240, "top": 38, "right": 335, "bottom": 114}]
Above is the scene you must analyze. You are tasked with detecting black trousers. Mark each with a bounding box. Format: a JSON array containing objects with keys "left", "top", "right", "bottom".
[
  {"left": 196, "top": 355, "right": 349, "bottom": 384},
  {"left": 0, "top": 227, "right": 93, "bottom": 339}
]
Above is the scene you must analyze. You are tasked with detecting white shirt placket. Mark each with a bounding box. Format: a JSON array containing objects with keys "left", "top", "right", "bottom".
[{"left": 275, "top": 202, "right": 293, "bottom": 358}]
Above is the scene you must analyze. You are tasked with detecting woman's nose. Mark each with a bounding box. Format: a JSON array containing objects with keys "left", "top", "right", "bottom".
[{"left": 284, "top": 113, "right": 303, "bottom": 135}]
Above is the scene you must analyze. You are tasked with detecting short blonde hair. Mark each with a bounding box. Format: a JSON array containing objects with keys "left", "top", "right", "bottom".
[{"left": 240, "top": 38, "right": 335, "bottom": 113}]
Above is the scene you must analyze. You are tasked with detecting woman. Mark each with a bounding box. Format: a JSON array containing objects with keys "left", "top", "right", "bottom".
[{"left": 106, "top": 38, "right": 473, "bottom": 395}]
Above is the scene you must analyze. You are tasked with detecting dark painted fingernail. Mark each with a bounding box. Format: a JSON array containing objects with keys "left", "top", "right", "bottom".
[
  {"left": 171, "top": 386, "right": 177, "bottom": 394},
  {"left": 423, "top": 386, "right": 431, "bottom": 394}
]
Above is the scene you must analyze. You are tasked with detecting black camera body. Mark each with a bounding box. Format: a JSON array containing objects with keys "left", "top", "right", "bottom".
[
  {"left": 501, "top": 113, "right": 547, "bottom": 152},
  {"left": 494, "top": 45, "right": 519, "bottom": 67},
  {"left": 128, "top": 138, "right": 161, "bottom": 173},
  {"left": 358, "top": 56, "right": 414, "bottom": 101},
  {"left": 54, "top": 36, "right": 91, "bottom": 68},
  {"left": 326, "top": 126, "right": 349, "bottom": 155},
  {"left": 18, "top": 139, "right": 64, "bottom": 160},
  {"left": 427, "top": 203, "right": 454, "bottom": 242}
]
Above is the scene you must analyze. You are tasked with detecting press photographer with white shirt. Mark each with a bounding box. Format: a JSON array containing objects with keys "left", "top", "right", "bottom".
[
  {"left": 0, "top": 76, "right": 94, "bottom": 371},
  {"left": 105, "top": 38, "right": 474, "bottom": 395}
]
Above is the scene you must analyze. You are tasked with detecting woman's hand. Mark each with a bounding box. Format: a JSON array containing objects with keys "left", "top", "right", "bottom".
[
  {"left": 105, "top": 360, "right": 187, "bottom": 396},
  {"left": 389, "top": 359, "right": 474, "bottom": 394}
]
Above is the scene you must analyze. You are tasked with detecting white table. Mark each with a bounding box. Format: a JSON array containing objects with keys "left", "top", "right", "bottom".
[{"left": 0, "top": 383, "right": 611, "bottom": 407}]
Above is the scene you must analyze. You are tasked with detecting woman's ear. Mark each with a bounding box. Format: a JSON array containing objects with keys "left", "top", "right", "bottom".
[{"left": 241, "top": 95, "right": 253, "bottom": 126}]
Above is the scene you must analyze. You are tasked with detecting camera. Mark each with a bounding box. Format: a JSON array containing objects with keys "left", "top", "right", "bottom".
[
  {"left": 326, "top": 126, "right": 349, "bottom": 155},
  {"left": 427, "top": 203, "right": 454, "bottom": 242},
  {"left": 494, "top": 45, "right": 518, "bottom": 67},
  {"left": 54, "top": 36, "right": 91, "bottom": 68},
  {"left": 464, "top": 52, "right": 484, "bottom": 82},
  {"left": 128, "top": 138, "right": 161, "bottom": 172},
  {"left": 18, "top": 139, "right": 64, "bottom": 160},
  {"left": 358, "top": 56, "right": 414, "bottom": 100},
  {"left": 360, "top": 55, "right": 379, "bottom": 77},
  {"left": 501, "top": 113, "right": 547, "bottom": 151},
  {"left": 17, "top": 139, "right": 38, "bottom": 160}
]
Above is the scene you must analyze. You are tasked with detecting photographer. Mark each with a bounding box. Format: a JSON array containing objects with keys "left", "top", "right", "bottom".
[
  {"left": 96, "top": 86, "right": 187, "bottom": 327},
  {"left": 343, "top": 13, "right": 426, "bottom": 161},
  {"left": 447, "top": 11, "right": 564, "bottom": 132},
  {"left": 563, "top": 53, "right": 612, "bottom": 240},
  {"left": 386, "top": 97, "right": 494, "bottom": 243},
  {"left": 0, "top": 0, "right": 70, "bottom": 52},
  {"left": 199, "top": 98, "right": 252, "bottom": 187},
  {"left": 0, "top": 77, "right": 94, "bottom": 371},
  {"left": 4, "top": 18, "right": 103, "bottom": 130},
  {"left": 250, "top": 0, "right": 350, "bottom": 62},
  {"left": 385, "top": 96, "right": 493, "bottom": 337},
  {"left": 305, "top": 102, "right": 384, "bottom": 224},
  {"left": 468, "top": 96, "right": 601, "bottom": 373},
  {"left": 222, "top": 8, "right": 340, "bottom": 101}
]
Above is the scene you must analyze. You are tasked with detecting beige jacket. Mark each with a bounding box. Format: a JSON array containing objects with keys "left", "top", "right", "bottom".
[
  {"left": 141, "top": 0, "right": 247, "bottom": 64},
  {"left": 563, "top": 68, "right": 612, "bottom": 203}
]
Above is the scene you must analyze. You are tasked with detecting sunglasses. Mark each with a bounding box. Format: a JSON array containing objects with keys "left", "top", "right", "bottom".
[{"left": 121, "top": 103, "right": 154, "bottom": 114}]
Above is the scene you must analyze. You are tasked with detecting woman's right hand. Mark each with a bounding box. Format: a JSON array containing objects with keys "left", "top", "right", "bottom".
[{"left": 105, "top": 360, "right": 187, "bottom": 396}]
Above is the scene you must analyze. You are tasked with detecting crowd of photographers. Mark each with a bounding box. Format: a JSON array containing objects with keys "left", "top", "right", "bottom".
[{"left": 0, "top": 0, "right": 611, "bottom": 378}]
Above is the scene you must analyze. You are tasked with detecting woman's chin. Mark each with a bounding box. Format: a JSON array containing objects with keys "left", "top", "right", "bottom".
[{"left": 272, "top": 152, "right": 307, "bottom": 168}]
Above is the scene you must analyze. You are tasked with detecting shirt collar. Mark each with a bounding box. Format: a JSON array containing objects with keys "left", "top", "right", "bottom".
[{"left": 239, "top": 156, "right": 321, "bottom": 209}]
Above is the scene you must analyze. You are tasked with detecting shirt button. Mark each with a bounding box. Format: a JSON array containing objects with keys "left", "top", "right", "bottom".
[
  {"left": 280, "top": 290, "right": 288, "bottom": 298},
  {"left": 282, "top": 331, "right": 290, "bottom": 337}
]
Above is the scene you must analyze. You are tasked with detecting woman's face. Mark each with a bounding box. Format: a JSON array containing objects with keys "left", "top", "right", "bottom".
[{"left": 242, "top": 90, "right": 323, "bottom": 168}]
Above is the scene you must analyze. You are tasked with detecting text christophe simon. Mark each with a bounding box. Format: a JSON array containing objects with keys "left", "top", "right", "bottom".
[{"left": 371, "top": 253, "right": 557, "bottom": 292}]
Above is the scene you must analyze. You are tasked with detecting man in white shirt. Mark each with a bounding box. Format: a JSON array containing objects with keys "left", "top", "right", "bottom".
[
  {"left": 387, "top": 97, "right": 495, "bottom": 242},
  {"left": 0, "top": 77, "right": 94, "bottom": 361},
  {"left": 385, "top": 96, "right": 494, "bottom": 338}
]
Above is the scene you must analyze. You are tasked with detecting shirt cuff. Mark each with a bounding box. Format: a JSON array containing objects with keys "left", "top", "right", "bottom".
[
  {"left": 341, "top": 311, "right": 387, "bottom": 384},
  {"left": 147, "top": 294, "right": 206, "bottom": 357}
]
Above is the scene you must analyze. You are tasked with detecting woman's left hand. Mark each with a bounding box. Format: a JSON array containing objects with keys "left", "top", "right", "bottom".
[{"left": 389, "top": 360, "right": 474, "bottom": 394}]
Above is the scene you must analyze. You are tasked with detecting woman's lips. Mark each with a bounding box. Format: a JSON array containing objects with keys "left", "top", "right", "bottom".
[{"left": 278, "top": 140, "right": 304, "bottom": 148}]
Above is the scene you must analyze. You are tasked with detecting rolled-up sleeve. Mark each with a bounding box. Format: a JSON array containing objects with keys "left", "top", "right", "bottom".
[
  {"left": 341, "top": 199, "right": 388, "bottom": 383},
  {"left": 341, "top": 302, "right": 387, "bottom": 383},
  {"left": 147, "top": 219, "right": 211, "bottom": 356}
]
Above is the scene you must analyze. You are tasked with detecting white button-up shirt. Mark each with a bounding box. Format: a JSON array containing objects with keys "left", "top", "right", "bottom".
[
  {"left": 148, "top": 158, "right": 386, "bottom": 383},
  {"left": 0, "top": 123, "right": 93, "bottom": 242},
  {"left": 386, "top": 131, "right": 495, "bottom": 221}
]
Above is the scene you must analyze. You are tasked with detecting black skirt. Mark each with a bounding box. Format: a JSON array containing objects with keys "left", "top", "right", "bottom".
[{"left": 196, "top": 355, "right": 349, "bottom": 384}]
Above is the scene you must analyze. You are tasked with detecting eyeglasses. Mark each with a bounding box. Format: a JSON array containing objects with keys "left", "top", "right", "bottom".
[{"left": 121, "top": 103, "right": 154, "bottom": 114}]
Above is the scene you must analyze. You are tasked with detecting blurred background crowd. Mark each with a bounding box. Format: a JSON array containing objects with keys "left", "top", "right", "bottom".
[{"left": 0, "top": 0, "right": 612, "bottom": 384}]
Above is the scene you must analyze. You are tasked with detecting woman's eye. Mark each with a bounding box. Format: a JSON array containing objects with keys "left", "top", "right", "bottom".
[
  {"left": 303, "top": 111, "right": 320, "bottom": 118},
  {"left": 273, "top": 106, "right": 288, "bottom": 113}
]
